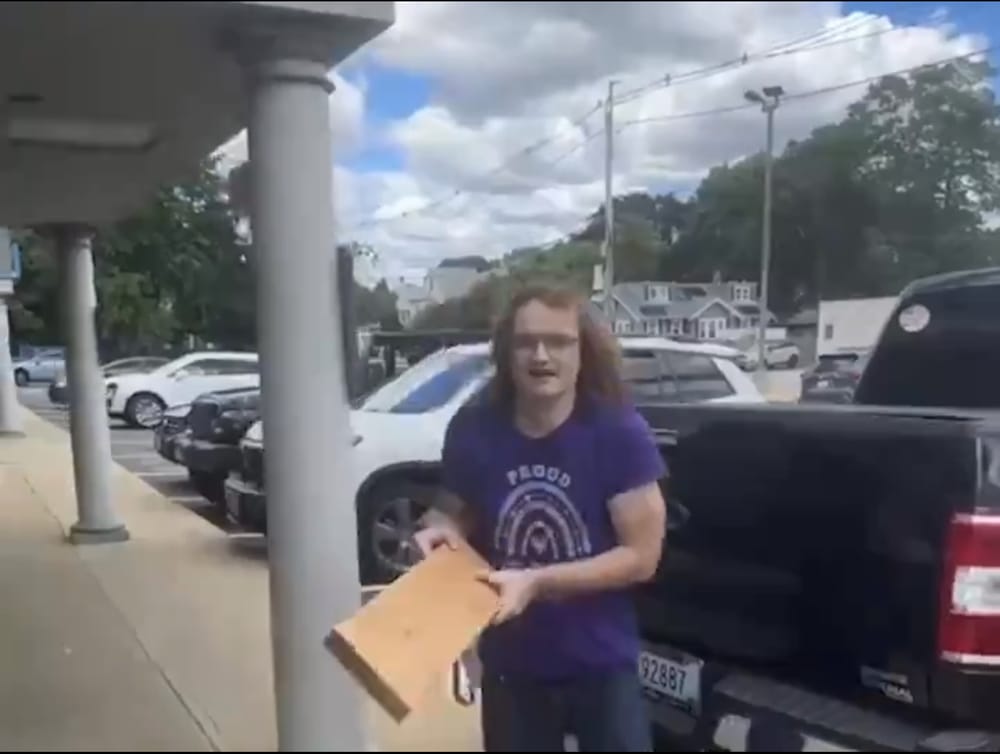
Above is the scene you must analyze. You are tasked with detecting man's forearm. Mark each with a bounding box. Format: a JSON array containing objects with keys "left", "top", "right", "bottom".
[{"left": 534, "top": 545, "right": 657, "bottom": 600}]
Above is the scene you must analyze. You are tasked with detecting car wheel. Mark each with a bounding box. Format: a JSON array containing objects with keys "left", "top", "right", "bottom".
[
  {"left": 786, "top": 354, "right": 799, "bottom": 368},
  {"left": 358, "top": 478, "right": 437, "bottom": 587},
  {"left": 125, "top": 393, "right": 166, "bottom": 429},
  {"left": 14, "top": 369, "right": 28, "bottom": 386},
  {"left": 189, "top": 470, "right": 224, "bottom": 505}
]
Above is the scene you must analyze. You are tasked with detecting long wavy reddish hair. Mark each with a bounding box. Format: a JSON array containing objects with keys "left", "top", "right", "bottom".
[{"left": 489, "top": 284, "right": 626, "bottom": 407}]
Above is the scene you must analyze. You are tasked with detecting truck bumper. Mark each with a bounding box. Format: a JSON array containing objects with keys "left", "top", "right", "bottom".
[
  {"left": 153, "top": 429, "right": 183, "bottom": 464},
  {"left": 223, "top": 475, "right": 267, "bottom": 534},
  {"left": 646, "top": 664, "right": 999, "bottom": 752},
  {"left": 173, "top": 436, "right": 241, "bottom": 475}
]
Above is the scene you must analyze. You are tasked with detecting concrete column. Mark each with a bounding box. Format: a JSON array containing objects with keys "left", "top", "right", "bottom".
[
  {"left": 242, "top": 38, "right": 365, "bottom": 750},
  {"left": 0, "top": 300, "right": 22, "bottom": 436},
  {"left": 0, "top": 227, "right": 21, "bottom": 436},
  {"left": 55, "top": 225, "right": 128, "bottom": 544}
]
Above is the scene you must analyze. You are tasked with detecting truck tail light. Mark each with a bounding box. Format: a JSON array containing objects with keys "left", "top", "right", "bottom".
[{"left": 938, "top": 513, "right": 1000, "bottom": 666}]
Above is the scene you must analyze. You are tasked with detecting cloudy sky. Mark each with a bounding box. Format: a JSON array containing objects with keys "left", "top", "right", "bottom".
[{"left": 217, "top": 1, "right": 994, "bottom": 286}]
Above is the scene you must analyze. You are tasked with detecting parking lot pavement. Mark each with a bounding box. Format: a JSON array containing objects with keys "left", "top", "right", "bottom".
[{"left": 16, "top": 386, "right": 229, "bottom": 530}]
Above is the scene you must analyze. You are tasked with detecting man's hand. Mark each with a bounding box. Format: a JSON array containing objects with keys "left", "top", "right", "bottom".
[
  {"left": 413, "top": 523, "right": 462, "bottom": 557},
  {"left": 477, "top": 569, "right": 540, "bottom": 624}
]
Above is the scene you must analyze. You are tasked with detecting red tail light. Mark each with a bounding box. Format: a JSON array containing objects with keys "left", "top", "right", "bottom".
[{"left": 938, "top": 513, "right": 1000, "bottom": 666}]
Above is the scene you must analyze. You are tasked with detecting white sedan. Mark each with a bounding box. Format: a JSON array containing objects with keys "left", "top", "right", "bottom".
[
  {"left": 106, "top": 351, "right": 259, "bottom": 428},
  {"left": 225, "top": 337, "right": 762, "bottom": 585}
]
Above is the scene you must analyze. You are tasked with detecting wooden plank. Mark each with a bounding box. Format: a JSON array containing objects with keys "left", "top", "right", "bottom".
[{"left": 325, "top": 542, "right": 498, "bottom": 722}]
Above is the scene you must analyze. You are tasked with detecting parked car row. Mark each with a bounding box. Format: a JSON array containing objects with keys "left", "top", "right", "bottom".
[{"left": 151, "top": 336, "right": 764, "bottom": 585}]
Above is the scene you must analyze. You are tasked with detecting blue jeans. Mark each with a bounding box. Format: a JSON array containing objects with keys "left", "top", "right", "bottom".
[{"left": 480, "top": 670, "right": 652, "bottom": 752}]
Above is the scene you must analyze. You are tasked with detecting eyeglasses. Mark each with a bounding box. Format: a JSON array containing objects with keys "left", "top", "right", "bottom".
[{"left": 511, "top": 333, "right": 579, "bottom": 353}]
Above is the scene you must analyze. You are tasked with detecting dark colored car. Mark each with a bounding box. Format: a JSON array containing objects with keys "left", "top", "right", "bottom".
[
  {"left": 798, "top": 349, "right": 869, "bottom": 404},
  {"left": 224, "top": 436, "right": 267, "bottom": 534},
  {"left": 635, "top": 267, "right": 1000, "bottom": 751},
  {"left": 154, "top": 387, "right": 260, "bottom": 503}
]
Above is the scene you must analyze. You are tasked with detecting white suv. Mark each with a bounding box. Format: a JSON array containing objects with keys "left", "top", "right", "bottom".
[{"left": 106, "top": 351, "right": 259, "bottom": 428}]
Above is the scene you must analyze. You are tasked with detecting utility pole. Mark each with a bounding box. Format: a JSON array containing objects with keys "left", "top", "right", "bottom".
[
  {"left": 602, "top": 80, "right": 616, "bottom": 316},
  {"left": 744, "top": 86, "right": 783, "bottom": 376}
]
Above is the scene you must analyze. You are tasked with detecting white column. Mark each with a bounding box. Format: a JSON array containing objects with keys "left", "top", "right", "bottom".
[
  {"left": 0, "top": 299, "right": 21, "bottom": 436},
  {"left": 0, "top": 227, "right": 21, "bottom": 435},
  {"left": 242, "top": 40, "right": 365, "bottom": 750},
  {"left": 55, "top": 225, "right": 128, "bottom": 544}
]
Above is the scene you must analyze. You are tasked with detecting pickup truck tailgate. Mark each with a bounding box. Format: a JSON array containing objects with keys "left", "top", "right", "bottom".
[{"left": 637, "top": 403, "right": 985, "bottom": 718}]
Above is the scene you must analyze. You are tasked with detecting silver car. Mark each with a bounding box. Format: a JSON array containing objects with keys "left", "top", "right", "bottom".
[{"left": 13, "top": 348, "right": 65, "bottom": 385}]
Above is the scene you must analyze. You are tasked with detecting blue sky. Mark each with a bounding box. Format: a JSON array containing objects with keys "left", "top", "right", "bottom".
[
  {"left": 345, "top": 2, "right": 999, "bottom": 180},
  {"left": 263, "top": 2, "right": 1000, "bottom": 281}
]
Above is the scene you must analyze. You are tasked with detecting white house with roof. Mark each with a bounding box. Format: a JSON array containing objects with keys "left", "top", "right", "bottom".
[
  {"left": 602, "top": 280, "right": 778, "bottom": 342},
  {"left": 394, "top": 264, "right": 493, "bottom": 327}
]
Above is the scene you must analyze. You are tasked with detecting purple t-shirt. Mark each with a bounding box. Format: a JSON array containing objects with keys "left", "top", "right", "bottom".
[{"left": 441, "top": 396, "right": 667, "bottom": 681}]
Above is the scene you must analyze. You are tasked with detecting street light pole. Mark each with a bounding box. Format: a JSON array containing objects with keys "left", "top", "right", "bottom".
[
  {"left": 744, "top": 86, "right": 783, "bottom": 376},
  {"left": 602, "top": 79, "right": 617, "bottom": 316}
]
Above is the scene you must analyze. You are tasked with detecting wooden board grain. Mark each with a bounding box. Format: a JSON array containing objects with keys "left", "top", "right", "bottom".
[{"left": 325, "top": 542, "right": 498, "bottom": 722}]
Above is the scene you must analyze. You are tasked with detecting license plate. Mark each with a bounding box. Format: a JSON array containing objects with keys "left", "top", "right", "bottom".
[
  {"left": 817, "top": 379, "right": 830, "bottom": 388},
  {"left": 638, "top": 649, "right": 702, "bottom": 714}
]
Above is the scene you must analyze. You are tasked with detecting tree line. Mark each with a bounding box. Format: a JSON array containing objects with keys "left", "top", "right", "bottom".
[{"left": 414, "top": 58, "right": 1000, "bottom": 328}]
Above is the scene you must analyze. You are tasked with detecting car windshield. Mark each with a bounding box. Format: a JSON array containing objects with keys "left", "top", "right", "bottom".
[{"left": 359, "top": 350, "right": 491, "bottom": 414}]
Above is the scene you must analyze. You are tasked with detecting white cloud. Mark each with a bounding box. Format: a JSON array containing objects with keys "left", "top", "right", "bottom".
[{"left": 338, "top": 3, "right": 988, "bottom": 281}]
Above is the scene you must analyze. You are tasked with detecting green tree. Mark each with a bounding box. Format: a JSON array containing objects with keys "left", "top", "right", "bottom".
[
  {"left": 92, "top": 157, "right": 250, "bottom": 353},
  {"left": 355, "top": 278, "right": 401, "bottom": 330},
  {"left": 7, "top": 232, "right": 61, "bottom": 346}
]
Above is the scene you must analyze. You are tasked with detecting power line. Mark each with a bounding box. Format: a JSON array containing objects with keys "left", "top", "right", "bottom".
[
  {"left": 611, "top": 15, "right": 881, "bottom": 102},
  {"left": 782, "top": 45, "right": 996, "bottom": 102},
  {"left": 612, "top": 5, "right": 934, "bottom": 104},
  {"left": 619, "top": 45, "right": 994, "bottom": 131},
  {"left": 351, "top": 13, "right": 928, "bottom": 230},
  {"left": 348, "top": 102, "right": 603, "bottom": 230},
  {"left": 348, "top": 44, "right": 993, "bottom": 235},
  {"left": 766, "top": 13, "right": 881, "bottom": 54}
]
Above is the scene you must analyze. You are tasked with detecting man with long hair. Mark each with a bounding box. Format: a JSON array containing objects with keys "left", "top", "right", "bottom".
[{"left": 416, "top": 284, "right": 667, "bottom": 752}]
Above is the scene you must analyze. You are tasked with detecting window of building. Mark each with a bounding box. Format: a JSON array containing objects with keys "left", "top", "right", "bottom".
[{"left": 824, "top": 324, "right": 834, "bottom": 340}]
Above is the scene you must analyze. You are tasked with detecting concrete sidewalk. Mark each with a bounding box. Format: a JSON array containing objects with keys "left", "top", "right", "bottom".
[{"left": 0, "top": 409, "right": 481, "bottom": 752}]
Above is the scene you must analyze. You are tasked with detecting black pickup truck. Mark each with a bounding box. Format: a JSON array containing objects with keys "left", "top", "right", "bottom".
[
  {"left": 154, "top": 387, "right": 260, "bottom": 504},
  {"left": 638, "top": 268, "right": 1000, "bottom": 751}
]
